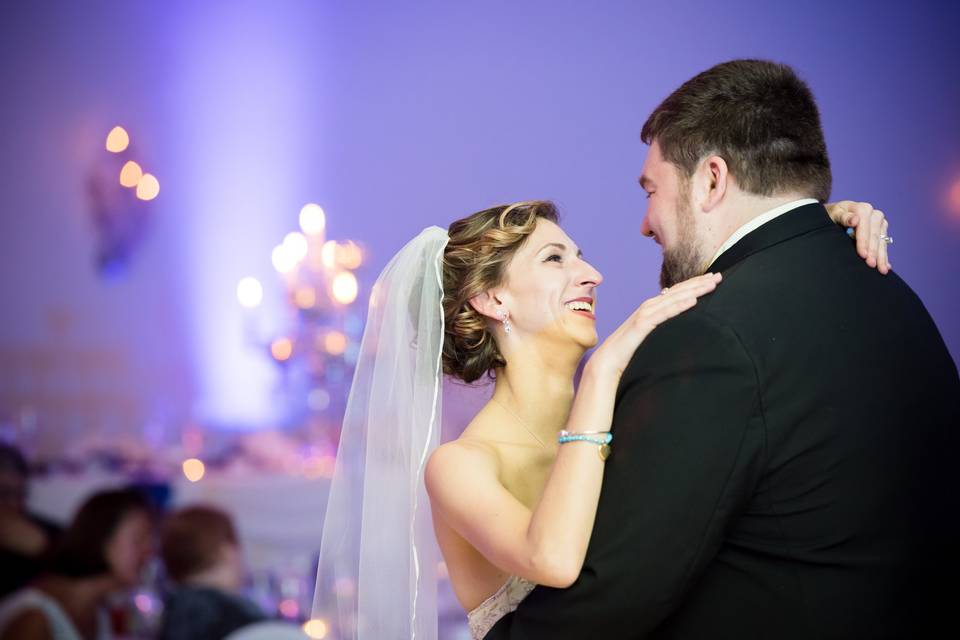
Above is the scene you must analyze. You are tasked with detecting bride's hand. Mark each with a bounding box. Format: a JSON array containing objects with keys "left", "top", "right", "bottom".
[
  {"left": 587, "top": 272, "right": 722, "bottom": 380},
  {"left": 825, "top": 200, "right": 891, "bottom": 274}
]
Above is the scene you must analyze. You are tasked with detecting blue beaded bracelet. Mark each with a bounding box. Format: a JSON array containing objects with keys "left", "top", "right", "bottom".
[
  {"left": 558, "top": 432, "right": 612, "bottom": 445},
  {"left": 558, "top": 431, "right": 613, "bottom": 460}
]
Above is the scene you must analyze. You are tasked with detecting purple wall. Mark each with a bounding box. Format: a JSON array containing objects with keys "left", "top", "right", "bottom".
[{"left": 1, "top": 1, "right": 957, "bottom": 442}]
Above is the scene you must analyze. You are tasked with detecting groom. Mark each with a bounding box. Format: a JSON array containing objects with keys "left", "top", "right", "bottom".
[{"left": 486, "top": 60, "right": 960, "bottom": 638}]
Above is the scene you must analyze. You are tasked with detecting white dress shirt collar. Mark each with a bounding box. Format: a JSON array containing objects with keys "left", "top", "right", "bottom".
[{"left": 709, "top": 198, "right": 818, "bottom": 266}]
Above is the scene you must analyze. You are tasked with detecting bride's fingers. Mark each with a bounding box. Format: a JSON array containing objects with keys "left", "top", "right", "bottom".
[
  {"left": 668, "top": 272, "right": 723, "bottom": 292},
  {"left": 609, "top": 283, "right": 713, "bottom": 349},
  {"left": 849, "top": 202, "right": 874, "bottom": 259},
  {"left": 651, "top": 274, "right": 721, "bottom": 304},
  {"left": 622, "top": 273, "right": 721, "bottom": 335},
  {"left": 651, "top": 274, "right": 720, "bottom": 302},
  {"left": 636, "top": 286, "right": 709, "bottom": 323},
  {"left": 635, "top": 296, "right": 699, "bottom": 332},
  {"left": 878, "top": 219, "right": 890, "bottom": 275},
  {"left": 866, "top": 209, "right": 885, "bottom": 268}
]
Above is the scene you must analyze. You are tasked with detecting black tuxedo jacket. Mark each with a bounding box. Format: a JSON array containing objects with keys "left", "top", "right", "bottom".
[{"left": 487, "top": 203, "right": 960, "bottom": 639}]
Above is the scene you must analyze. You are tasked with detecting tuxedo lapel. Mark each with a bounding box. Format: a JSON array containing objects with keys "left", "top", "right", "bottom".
[{"left": 707, "top": 203, "right": 835, "bottom": 273}]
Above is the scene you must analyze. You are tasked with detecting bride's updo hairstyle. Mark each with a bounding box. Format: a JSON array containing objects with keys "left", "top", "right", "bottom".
[{"left": 442, "top": 200, "right": 558, "bottom": 383}]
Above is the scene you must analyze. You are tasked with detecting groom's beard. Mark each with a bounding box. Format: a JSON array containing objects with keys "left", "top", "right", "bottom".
[{"left": 659, "top": 199, "right": 709, "bottom": 289}]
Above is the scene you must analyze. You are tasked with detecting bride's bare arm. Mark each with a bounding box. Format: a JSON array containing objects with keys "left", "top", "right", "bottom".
[{"left": 425, "top": 273, "right": 721, "bottom": 588}]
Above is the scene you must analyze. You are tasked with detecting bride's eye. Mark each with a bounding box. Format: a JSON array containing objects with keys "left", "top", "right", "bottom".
[{"left": 545, "top": 254, "right": 563, "bottom": 263}]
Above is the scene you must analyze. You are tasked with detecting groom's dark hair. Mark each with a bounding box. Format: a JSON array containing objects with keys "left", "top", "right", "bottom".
[{"left": 641, "top": 59, "right": 832, "bottom": 202}]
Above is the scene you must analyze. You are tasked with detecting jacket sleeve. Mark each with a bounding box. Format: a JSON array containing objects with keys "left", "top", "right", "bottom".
[{"left": 485, "top": 309, "right": 765, "bottom": 639}]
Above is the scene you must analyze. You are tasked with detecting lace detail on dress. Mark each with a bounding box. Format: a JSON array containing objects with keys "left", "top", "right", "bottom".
[{"left": 466, "top": 576, "right": 536, "bottom": 640}]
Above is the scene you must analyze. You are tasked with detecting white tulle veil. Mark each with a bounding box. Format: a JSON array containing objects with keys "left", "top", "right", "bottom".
[{"left": 313, "top": 226, "right": 449, "bottom": 640}]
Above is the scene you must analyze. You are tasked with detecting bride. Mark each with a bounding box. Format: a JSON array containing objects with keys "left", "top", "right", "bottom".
[{"left": 313, "top": 199, "right": 890, "bottom": 639}]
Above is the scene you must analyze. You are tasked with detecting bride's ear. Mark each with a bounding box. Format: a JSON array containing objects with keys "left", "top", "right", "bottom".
[{"left": 468, "top": 290, "right": 503, "bottom": 321}]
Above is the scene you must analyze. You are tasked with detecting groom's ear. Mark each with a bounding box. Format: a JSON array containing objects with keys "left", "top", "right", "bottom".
[
  {"left": 700, "top": 155, "right": 729, "bottom": 213},
  {"left": 468, "top": 290, "right": 502, "bottom": 321}
]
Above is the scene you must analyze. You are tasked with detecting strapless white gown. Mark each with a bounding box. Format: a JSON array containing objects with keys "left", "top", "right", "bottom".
[{"left": 466, "top": 576, "right": 536, "bottom": 639}]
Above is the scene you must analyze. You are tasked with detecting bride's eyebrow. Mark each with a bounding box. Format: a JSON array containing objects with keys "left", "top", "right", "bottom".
[{"left": 538, "top": 242, "right": 583, "bottom": 257}]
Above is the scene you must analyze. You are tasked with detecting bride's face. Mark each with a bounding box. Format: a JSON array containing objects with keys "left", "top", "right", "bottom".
[{"left": 498, "top": 219, "right": 603, "bottom": 351}]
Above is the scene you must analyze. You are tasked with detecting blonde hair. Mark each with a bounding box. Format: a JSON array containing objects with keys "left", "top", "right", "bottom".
[{"left": 442, "top": 201, "right": 558, "bottom": 382}]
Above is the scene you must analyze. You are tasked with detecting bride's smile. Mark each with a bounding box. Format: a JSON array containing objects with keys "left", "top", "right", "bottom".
[{"left": 477, "top": 217, "right": 603, "bottom": 356}]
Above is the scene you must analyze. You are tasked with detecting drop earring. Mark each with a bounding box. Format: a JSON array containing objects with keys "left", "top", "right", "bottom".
[{"left": 497, "top": 310, "right": 512, "bottom": 334}]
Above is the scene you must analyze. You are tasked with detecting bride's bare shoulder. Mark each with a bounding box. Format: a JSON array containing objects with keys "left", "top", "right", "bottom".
[
  {"left": 427, "top": 437, "right": 498, "bottom": 478},
  {"left": 425, "top": 432, "right": 502, "bottom": 498},
  {"left": 426, "top": 401, "right": 514, "bottom": 497},
  {"left": 424, "top": 439, "right": 507, "bottom": 527}
]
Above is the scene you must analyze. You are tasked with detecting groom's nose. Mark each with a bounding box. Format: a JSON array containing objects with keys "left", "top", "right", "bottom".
[{"left": 640, "top": 215, "right": 654, "bottom": 238}]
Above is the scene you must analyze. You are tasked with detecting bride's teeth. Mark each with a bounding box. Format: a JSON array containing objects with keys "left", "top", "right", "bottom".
[{"left": 564, "top": 301, "right": 594, "bottom": 313}]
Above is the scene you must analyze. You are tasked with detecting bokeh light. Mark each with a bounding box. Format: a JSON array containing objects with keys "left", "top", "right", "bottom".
[
  {"left": 295, "top": 286, "right": 317, "bottom": 309},
  {"left": 105, "top": 126, "right": 129, "bottom": 153},
  {"left": 324, "top": 331, "right": 348, "bottom": 355},
  {"left": 182, "top": 458, "right": 205, "bottom": 482},
  {"left": 303, "top": 618, "right": 329, "bottom": 639},
  {"left": 271, "top": 337, "right": 293, "bottom": 362},
  {"left": 119, "top": 160, "right": 143, "bottom": 187},
  {"left": 300, "top": 203, "right": 326, "bottom": 236},
  {"left": 950, "top": 178, "right": 960, "bottom": 217},
  {"left": 337, "top": 241, "right": 363, "bottom": 269},
  {"left": 136, "top": 173, "right": 160, "bottom": 200},
  {"left": 279, "top": 598, "right": 299, "bottom": 619},
  {"left": 133, "top": 593, "right": 155, "bottom": 614},
  {"left": 284, "top": 231, "right": 308, "bottom": 263},
  {"left": 272, "top": 244, "right": 296, "bottom": 274},
  {"left": 304, "top": 454, "right": 336, "bottom": 479},
  {"left": 236, "top": 277, "right": 263, "bottom": 308},
  {"left": 331, "top": 271, "right": 358, "bottom": 305},
  {"left": 307, "top": 388, "right": 331, "bottom": 411},
  {"left": 320, "top": 240, "right": 337, "bottom": 269}
]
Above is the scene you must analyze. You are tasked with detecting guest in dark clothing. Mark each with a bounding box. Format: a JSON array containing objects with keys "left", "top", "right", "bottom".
[
  {"left": 0, "top": 487, "right": 154, "bottom": 639},
  {"left": 158, "top": 505, "right": 265, "bottom": 640},
  {"left": 0, "top": 444, "right": 61, "bottom": 598}
]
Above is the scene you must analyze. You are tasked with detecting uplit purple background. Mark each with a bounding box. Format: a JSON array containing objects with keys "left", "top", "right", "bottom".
[{"left": 1, "top": 1, "right": 958, "bottom": 439}]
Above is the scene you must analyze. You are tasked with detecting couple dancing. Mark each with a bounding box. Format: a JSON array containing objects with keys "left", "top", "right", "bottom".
[{"left": 314, "top": 60, "right": 960, "bottom": 639}]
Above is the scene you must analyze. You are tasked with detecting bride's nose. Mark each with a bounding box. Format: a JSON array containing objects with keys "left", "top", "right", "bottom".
[{"left": 577, "top": 260, "right": 603, "bottom": 288}]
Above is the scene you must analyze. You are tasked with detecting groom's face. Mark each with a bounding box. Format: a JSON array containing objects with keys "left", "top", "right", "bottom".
[{"left": 639, "top": 141, "right": 707, "bottom": 288}]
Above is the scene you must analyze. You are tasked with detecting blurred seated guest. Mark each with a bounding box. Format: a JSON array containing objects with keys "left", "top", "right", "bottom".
[
  {"left": 0, "top": 444, "right": 61, "bottom": 598},
  {"left": 0, "top": 488, "right": 154, "bottom": 640},
  {"left": 158, "top": 505, "right": 267, "bottom": 640}
]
